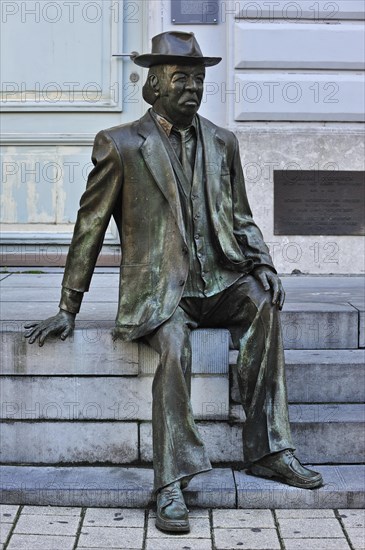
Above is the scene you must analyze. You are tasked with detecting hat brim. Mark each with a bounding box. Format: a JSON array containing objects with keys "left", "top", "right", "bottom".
[{"left": 133, "top": 54, "right": 221, "bottom": 68}]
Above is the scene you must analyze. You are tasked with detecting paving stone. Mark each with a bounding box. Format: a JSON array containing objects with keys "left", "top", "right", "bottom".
[
  {"left": 21, "top": 505, "right": 82, "bottom": 516},
  {"left": 14, "top": 513, "right": 80, "bottom": 535},
  {"left": 6, "top": 534, "right": 76, "bottom": 550},
  {"left": 338, "top": 508, "right": 365, "bottom": 528},
  {"left": 275, "top": 509, "right": 336, "bottom": 519},
  {"left": 0, "top": 522, "right": 13, "bottom": 545},
  {"left": 282, "top": 538, "right": 350, "bottom": 550},
  {"left": 278, "top": 518, "right": 344, "bottom": 538},
  {"left": 145, "top": 538, "right": 212, "bottom": 550},
  {"left": 0, "top": 504, "right": 19, "bottom": 522},
  {"left": 78, "top": 526, "right": 144, "bottom": 548},
  {"left": 214, "top": 527, "right": 280, "bottom": 550},
  {"left": 0, "top": 422, "right": 138, "bottom": 463},
  {"left": 83, "top": 508, "right": 145, "bottom": 527},
  {"left": 213, "top": 509, "right": 275, "bottom": 528},
  {"left": 343, "top": 527, "right": 365, "bottom": 550},
  {"left": 147, "top": 517, "right": 211, "bottom": 538}
]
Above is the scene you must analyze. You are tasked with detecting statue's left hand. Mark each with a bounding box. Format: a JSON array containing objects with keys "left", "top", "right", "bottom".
[{"left": 253, "top": 266, "right": 285, "bottom": 310}]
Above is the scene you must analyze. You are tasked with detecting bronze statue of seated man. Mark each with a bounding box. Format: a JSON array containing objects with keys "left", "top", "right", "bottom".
[{"left": 25, "top": 31, "right": 323, "bottom": 534}]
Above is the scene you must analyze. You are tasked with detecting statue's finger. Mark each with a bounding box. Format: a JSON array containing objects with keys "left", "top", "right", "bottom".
[
  {"left": 258, "top": 273, "right": 270, "bottom": 291},
  {"left": 38, "top": 326, "right": 53, "bottom": 347},
  {"left": 60, "top": 326, "right": 72, "bottom": 340},
  {"left": 270, "top": 278, "right": 279, "bottom": 304},
  {"left": 279, "top": 287, "right": 286, "bottom": 310},
  {"left": 28, "top": 328, "right": 42, "bottom": 344},
  {"left": 24, "top": 322, "right": 38, "bottom": 329}
]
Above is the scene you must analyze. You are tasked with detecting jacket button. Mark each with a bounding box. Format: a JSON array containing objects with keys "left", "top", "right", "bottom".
[
  {"left": 179, "top": 279, "right": 185, "bottom": 286},
  {"left": 182, "top": 246, "right": 188, "bottom": 254}
]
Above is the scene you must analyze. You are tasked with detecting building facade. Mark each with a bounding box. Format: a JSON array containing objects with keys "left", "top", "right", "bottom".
[{"left": 1, "top": 0, "right": 364, "bottom": 273}]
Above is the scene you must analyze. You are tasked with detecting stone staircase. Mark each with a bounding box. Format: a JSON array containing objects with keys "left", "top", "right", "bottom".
[{"left": 0, "top": 271, "right": 364, "bottom": 508}]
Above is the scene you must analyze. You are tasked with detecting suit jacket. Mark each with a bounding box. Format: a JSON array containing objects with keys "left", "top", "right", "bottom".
[{"left": 61, "top": 110, "right": 275, "bottom": 340}]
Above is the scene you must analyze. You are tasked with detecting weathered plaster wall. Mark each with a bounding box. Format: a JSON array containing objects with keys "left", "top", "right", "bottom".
[{"left": 235, "top": 125, "right": 364, "bottom": 274}]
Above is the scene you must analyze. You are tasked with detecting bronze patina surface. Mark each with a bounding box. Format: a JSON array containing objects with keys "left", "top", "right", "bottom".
[{"left": 25, "top": 31, "right": 323, "bottom": 533}]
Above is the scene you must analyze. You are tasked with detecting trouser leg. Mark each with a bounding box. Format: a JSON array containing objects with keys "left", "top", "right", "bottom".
[
  {"left": 146, "top": 306, "right": 212, "bottom": 492},
  {"left": 200, "top": 275, "right": 294, "bottom": 464},
  {"left": 231, "top": 277, "right": 294, "bottom": 463}
]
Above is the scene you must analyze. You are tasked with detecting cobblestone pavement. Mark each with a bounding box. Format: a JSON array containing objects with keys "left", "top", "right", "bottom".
[{"left": 1, "top": 505, "right": 364, "bottom": 550}]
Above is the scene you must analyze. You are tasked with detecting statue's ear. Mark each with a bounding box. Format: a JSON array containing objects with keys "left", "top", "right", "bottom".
[
  {"left": 142, "top": 79, "right": 157, "bottom": 105},
  {"left": 149, "top": 74, "right": 160, "bottom": 95}
]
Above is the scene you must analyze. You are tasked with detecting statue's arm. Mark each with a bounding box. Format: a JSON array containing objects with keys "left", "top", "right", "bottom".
[
  {"left": 230, "top": 134, "right": 275, "bottom": 270},
  {"left": 25, "top": 130, "right": 123, "bottom": 345},
  {"left": 230, "top": 135, "right": 285, "bottom": 309}
]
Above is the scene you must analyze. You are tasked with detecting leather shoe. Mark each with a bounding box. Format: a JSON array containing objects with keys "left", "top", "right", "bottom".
[
  {"left": 156, "top": 481, "right": 190, "bottom": 533},
  {"left": 249, "top": 449, "right": 323, "bottom": 489}
]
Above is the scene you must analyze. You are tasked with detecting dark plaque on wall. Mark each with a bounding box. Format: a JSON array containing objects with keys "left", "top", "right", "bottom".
[
  {"left": 274, "top": 170, "right": 365, "bottom": 235},
  {"left": 171, "top": 0, "right": 219, "bottom": 24}
]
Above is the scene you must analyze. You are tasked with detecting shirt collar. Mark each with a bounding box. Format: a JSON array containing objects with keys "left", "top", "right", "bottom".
[{"left": 151, "top": 109, "right": 197, "bottom": 136}]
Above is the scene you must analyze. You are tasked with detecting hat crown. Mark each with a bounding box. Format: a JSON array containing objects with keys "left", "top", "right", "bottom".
[
  {"left": 133, "top": 31, "right": 221, "bottom": 68},
  {"left": 151, "top": 31, "right": 203, "bottom": 58}
]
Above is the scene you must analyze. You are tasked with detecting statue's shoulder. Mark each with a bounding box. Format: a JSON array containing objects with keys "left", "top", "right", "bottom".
[
  {"left": 198, "top": 115, "right": 237, "bottom": 149},
  {"left": 95, "top": 112, "right": 151, "bottom": 145}
]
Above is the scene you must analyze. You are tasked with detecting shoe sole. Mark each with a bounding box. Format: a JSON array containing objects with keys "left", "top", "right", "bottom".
[
  {"left": 155, "top": 515, "right": 190, "bottom": 533},
  {"left": 249, "top": 464, "right": 323, "bottom": 489}
]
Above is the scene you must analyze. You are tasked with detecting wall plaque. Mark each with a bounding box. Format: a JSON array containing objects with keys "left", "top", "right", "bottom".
[
  {"left": 171, "top": 0, "right": 219, "bottom": 24},
  {"left": 274, "top": 171, "right": 365, "bottom": 235}
]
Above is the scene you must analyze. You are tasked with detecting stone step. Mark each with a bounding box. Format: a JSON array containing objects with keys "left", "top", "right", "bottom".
[
  {"left": 230, "top": 349, "right": 365, "bottom": 403},
  {"left": 0, "top": 375, "right": 230, "bottom": 421},
  {"left": 1, "top": 405, "right": 363, "bottom": 464},
  {"left": 0, "top": 303, "right": 360, "bottom": 349},
  {"left": 0, "top": 465, "right": 363, "bottom": 509}
]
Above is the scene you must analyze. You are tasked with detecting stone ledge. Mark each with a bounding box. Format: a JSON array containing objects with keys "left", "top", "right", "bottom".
[
  {"left": 1, "top": 303, "right": 359, "bottom": 350},
  {"left": 235, "top": 466, "right": 365, "bottom": 509},
  {"left": 0, "top": 465, "right": 363, "bottom": 508},
  {"left": 230, "top": 349, "right": 365, "bottom": 403},
  {"left": 0, "top": 375, "right": 229, "bottom": 421},
  {"left": 1, "top": 328, "right": 230, "bottom": 376}
]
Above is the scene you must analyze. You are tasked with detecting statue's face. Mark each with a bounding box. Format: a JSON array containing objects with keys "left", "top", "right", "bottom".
[{"left": 153, "top": 64, "right": 205, "bottom": 126}]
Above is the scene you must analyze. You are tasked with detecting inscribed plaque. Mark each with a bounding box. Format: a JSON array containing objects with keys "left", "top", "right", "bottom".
[
  {"left": 171, "top": 0, "right": 219, "bottom": 24},
  {"left": 274, "top": 170, "right": 365, "bottom": 235}
]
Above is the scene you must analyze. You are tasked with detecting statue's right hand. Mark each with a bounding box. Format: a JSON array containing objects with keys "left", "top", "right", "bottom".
[{"left": 24, "top": 309, "right": 76, "bottom": 346}]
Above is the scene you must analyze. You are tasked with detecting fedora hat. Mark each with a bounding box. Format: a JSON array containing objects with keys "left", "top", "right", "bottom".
[{"left": 133, "top": 31, "right": 221, "bottom": 68}]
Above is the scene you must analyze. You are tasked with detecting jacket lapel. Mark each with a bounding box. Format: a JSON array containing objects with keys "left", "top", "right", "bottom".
[{"left": 138, "top": 112, "right": 186, "bottom": 242}]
